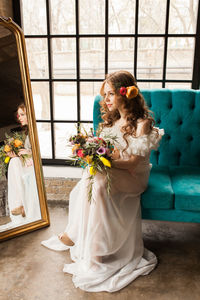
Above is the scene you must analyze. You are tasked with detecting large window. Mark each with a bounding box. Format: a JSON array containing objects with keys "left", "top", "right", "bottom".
[{"left": 20, "top": 0, "right": 200, "bottom": 164}]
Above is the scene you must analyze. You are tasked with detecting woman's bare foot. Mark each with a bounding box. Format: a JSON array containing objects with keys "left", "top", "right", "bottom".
[
  {"left": 58, "top": 233, "right": 74, "bottom": 246},
  {"left": 11, "top": 206, "right": 25, "bottom": 217},
  {"left": 21, "top": 206, "right": 26, "bottom": 217}
]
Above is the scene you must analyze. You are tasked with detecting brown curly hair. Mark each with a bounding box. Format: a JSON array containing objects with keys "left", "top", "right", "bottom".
[
  {"left": 99, "top": 70, "right": 155, "bottom": 150},
  {"left": 16, "top": 103, "right": 28, "bottom": 135}
]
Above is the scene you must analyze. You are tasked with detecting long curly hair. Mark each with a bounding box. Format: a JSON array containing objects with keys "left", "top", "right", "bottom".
[
  {"left": 16, "top": 103, "right": 28, "bottom": 135},
  {"left": 99, "top": 70, "right": 155, "bottom": 150}
]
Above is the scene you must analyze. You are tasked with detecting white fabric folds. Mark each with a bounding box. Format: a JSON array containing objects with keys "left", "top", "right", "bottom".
[
  {"left": 7, "top": 136, "right": 41, "bottom": 224},
  {"left": 41, "top": 125, "right": 164, "bottom": 292},
  {"left": 127, "top": 128, "right": 164, "bottom": 157}
]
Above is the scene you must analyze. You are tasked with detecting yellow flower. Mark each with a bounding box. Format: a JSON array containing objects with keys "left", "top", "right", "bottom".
[
  {"left": 4, "top": 144, "right": 11, "bottom": 152},
  {"left": 99, "top": 157, "right": 111, "bottom": 168},
  {"left": 4, "top": 156, "right": 10, "bottom": 164},
  {"left": 126, "top": 86, "right": 138, "bottom": 99},
  {"left": 14, "top": 139, "right": 23, "bottom": 147},
  {"left": 89, "top": 166, "right": 97, "bottom": 175}
]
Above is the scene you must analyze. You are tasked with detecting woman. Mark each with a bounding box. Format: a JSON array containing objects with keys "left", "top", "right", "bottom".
[
  {"left": 42, "top": 71, "right": 164, "bottom": 292},
  {"left": 7, "top": 103, "right": 41, "bottom": 223}
]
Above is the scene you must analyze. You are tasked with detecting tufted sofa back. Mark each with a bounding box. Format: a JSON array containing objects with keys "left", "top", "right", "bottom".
[
  {"left": 93, "top": 89, "right": 200, "bottom": 167},
  {"left": 141, "top": 89, "right": 200, "bottom": 167}
]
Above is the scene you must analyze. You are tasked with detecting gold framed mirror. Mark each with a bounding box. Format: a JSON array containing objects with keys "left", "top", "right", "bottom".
[{"left": 0, "top": 16, "right": 50, "bottom": 241}]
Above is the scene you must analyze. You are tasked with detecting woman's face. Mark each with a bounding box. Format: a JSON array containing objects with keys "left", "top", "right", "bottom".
[
  {"left": 103, "top": 82, "right": 122, "bottom": 111},
  {"left": 17, "top": 107, "right": 27, "bottom": 126}
]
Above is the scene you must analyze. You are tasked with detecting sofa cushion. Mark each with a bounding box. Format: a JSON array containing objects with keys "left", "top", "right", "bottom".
[
  {"left": 170, "top": 166, "right": 200, "bottom": 211},
  {"left": 141, "top": 166, "right": 174, "bottom": 209},
  {"left": 142, "top": 89, "right": 200, "bottom": 167}
]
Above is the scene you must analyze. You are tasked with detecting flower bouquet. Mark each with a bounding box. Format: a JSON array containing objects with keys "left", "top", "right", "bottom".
[
  {"left": 69, "top": 128, "right": 117, "bottom": 202},
  {"left": 0, "top": 131, "right": 29, "bottom": 178}
]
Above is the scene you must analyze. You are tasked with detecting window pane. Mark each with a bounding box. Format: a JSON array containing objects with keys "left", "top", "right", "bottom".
[
  {"left": 37, "top": 123, "right": 52, "bottom": 158},
  {"left": 139, "top": 82, "right": 163, "bottom": 89},
  {"left": 79, "top": 0, "right": 105, "bottom": 34},
  {"left": 21, "top": 0, "right": 47, "bottom": 35},
  {"left": 53, "top": 82, "right": 77, "bottom": 120},
  {"left": 54, "top": 123, "right": 77, "bottom": 159},
  {"left": 52, "top": 38, "right": 76, "bottom": 79},
  {"left": 80, "top": 82, "right": 102, "bottom": 121},
  {"left": 138, "top": 0, "right": 166, "bottom": 33},
  {"left": 31, "top": 82, "right": 50, "bottom": 120},
  {"left": 26, "top": 38, "right": 48, "bottom": 79},
  {"left": 50, "top": 0, "right": 75, "bottom": 34},
  {"left": 80, "top": 123, "right": 94, "bottom": 134},
  {"left": 109, "top": 0, "right": 135, "bottom": 34},
  {"left": 165, "top": 82, "right": 192, "bottom": 89},
  {"left": 169, "top": 0, "right": 198, "bottom": 34},
  {"left": 80, "top": 38, "right": 105, "bottom": 79},
  {"left": 108, "top": 38, "right": 134, "bottom": 73},
  {"left": 137, "top": 38, "right": 164, "bottom": 80},
  {"left": 166, "top": 38, "right": 195, "bottom": 80}
]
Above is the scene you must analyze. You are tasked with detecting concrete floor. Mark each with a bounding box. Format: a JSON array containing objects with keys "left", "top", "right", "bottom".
[{"left": 0, "top": 206, "right": 200, "bottom": 300}]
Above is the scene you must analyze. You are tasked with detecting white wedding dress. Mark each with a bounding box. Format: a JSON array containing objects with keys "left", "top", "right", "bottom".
[
  {"left": 7, "top": 135, "right": 41, "bottom": 225},
  {"left": 41, "top": 124, "right": 164, "bottom": 292}
]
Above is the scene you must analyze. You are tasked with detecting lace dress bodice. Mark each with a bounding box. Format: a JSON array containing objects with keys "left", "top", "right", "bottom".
[{"left": 100, "top": 123, "right": 164, "bottom": 164}]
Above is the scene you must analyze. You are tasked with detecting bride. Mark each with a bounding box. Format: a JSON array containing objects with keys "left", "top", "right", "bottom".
[
  {"left": 6, "top": 103, "right": 41, "bottom": 223},
  {"left": 42, "top": 70, "right": 164, "bottom": 292}
]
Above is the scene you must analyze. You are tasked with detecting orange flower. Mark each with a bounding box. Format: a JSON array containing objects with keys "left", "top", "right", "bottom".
[
  {"left": 85, "top": 155, "right": 92, "bottom": 164},
  {"left": 14, "top": 139, "right": 23, "bottom": 147},
  {"left": 72, "top": 143, "right": 80, "bottom": 152},
  {"left": 4, "top": 144, "right": 11, "bottom": 152},
  {"left": 126, "top": 86, "right": 138, "bottom": 99}
]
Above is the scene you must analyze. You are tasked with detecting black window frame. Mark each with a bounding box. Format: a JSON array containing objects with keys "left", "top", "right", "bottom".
[{"left": 14, "top": 0, "right": 200, "bottom": 166}]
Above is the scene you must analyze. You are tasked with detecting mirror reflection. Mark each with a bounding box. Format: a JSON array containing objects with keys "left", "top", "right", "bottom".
[{"left": 0, "top": 22, "right": 41, "bottom": 232}]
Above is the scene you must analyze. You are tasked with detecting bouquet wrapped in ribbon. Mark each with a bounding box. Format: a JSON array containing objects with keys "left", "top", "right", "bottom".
[
  {"left": 69, "top": 128, "right": 117, "bottom": 202},
  {"left": 0, "top": 131, "right": 30, "bottom": 178}
]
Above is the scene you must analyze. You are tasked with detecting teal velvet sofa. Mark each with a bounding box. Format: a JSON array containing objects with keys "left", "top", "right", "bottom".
[{"left": 93, "top": 89, "right": 200, "bottom": 223}]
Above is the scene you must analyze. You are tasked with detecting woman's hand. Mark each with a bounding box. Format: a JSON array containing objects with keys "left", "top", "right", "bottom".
[
  {"left": 25, "top": 158, "right": 33, "bottom": 167},
  {"left": 18, "top": 149, "right": 32, "bottom": 156},
  {"left": 7, "top": 151, "right": 17, "bottom": 158},
  {"left": 111, "top": 147, "right": 120, "bottom": 160}
]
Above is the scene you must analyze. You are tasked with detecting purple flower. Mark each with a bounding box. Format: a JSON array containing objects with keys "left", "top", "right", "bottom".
[{"left": 97, "top": 147, "right": 106, "bottom": 155}]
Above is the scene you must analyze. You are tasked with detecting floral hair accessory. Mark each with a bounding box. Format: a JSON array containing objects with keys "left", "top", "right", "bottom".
[
  {"left": 119, "top": 85, "right": 138, "bottom": 99},
  {"left": 119, "top": 87, "right": 127, "bottom": 96}
]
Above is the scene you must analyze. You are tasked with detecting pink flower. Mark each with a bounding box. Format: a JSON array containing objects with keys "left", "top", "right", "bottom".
[
  {"left": 77, "top": 149, "right": 85, "bottom": 158},
  {"left": 94, "top": 137, "right": 106, "bottom": 145},
  {"left": 97, "top": 147, "right": 106, "bottom": 155},
  {"left": 120, "top": 87, "right": 127, "bottom": 96}
]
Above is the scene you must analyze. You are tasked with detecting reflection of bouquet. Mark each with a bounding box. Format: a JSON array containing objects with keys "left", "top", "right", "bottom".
[
  {"left": 0, "top": 131, "right": 29, "bottom": 178},
  {"left": 69, "top": 128, "right": 117, "bottom": 202}
]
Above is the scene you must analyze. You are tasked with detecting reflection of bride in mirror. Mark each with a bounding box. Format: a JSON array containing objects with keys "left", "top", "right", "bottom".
[{"left": 6, "top": 103, "right": 41, "bottom": 224}]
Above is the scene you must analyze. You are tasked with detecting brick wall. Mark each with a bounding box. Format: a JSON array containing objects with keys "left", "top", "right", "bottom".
[
  {"left": 44, "top": 178, "right": 79, "bottom": 206},
  {"left": 0, "top": 177, "right": 79, "bottom": 215},
  {"left": 0, "top": 179, "right": 8, "bottom": 217}
]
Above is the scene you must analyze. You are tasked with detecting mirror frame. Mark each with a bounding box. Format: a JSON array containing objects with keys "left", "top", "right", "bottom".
[{"left": 0, "top": 16, "right": 50, "bottom": 241}]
